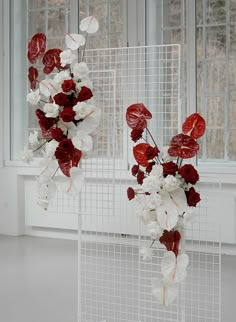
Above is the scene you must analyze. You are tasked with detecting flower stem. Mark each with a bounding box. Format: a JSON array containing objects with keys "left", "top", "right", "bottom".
[
  {"left": 150, "top": 240, "right": 155, "bottom": 248},
  {"left": 33, "top": 140, "right": 49, "bottom": 153},
  {"left": 81, "top": 33, "right": 89, "bottom": 62},
  {"left": 51, "top": 166, "right": 59, "bottom": 179}
]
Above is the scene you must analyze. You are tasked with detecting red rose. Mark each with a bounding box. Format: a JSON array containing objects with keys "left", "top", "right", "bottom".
[
  {"left": 130, "top": 128, "right": 143, "bottom": 142},
  {"left": 131, "top": 165, "right": 139, "bottom": 176},
  {"left": 159, "top": 230, "right": 181, "bottom": 257},
  {"left": 28, "top": 66, "right": 38, "bottom": 90},
  {"left": 53, "top": 92, "right": 70, "bottom": 106},
  {"left": 137, "top": 170, "right": 145, "bottom": 184},
  {"left": 179, "top": 164, "right": 199, "bottom": 184},
  {"left": 146, "top": 161, "right": 156, "bottom": 173},
  {"left": 185, "top": 187, "right": 201, "bottom": 207},
  {"left": 127, "top": 187, "right": 135, "bottom": 200},
  {"left": 61, "top": 79, "right": 76, "bottom": 93},
  {"left": 39, "top": 117, "right": 55, "bottom": 130},
  {"left": 59, "top": 138, "right": 75, "bottom": 153},
  {"left": 162, "top": 161, "right": 178, "bottom": 177},
  {"left": 77, "top": 86, "right": 93, "bottom": 102},
  {"left": 145, "top": 146, "right": 159, "bottom": 160},
  {"left": 60, "top": 107, "right": 75, "bottom": 122},
  {"left": 51, "top": 128, "right": 64, "bottom": 142},
  {"left": 54, "top": 146, "right": 67, "bottom": 160}
]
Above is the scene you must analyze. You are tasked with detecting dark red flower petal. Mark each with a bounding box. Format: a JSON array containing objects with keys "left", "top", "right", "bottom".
[
  {"left": 145, "top": 146, "right": 159, "bottom": 160},
  {"left": 185, "top": 187, "right": 201, "bottom": 207},
  {"left": 137, "top": 170, "right": 145, "bottom": 185},
  {"left": 127, "top": 187, "right": 135, "bottom": 200},
  {"left": 168, "top": 133, "right": 199, "bottom": 159},
  {"left": 159, "top": 230, "right": 181, "bottom": 257},
  {"left": 126, "top": 103, "right": 152, "bottom": 130},
  {"left": 58, "top": 148, "right": 82, "bottom": 177},
  {"left": 27, "top": 33, "right": 46, "bottom": 64},
  {"left": 77, "top": 86, "right": 93, "bottom": 102},
  {"left": 42, "top": 49, "right": 63, "bottom": 74},
  {"left": 178, "top": 164, "right": 199, "bottom": 184},
  {"left": 162, "top": 161, "right": 178, "bottom": 177},
  {"left": 133, "top": 143, "right": 150, "bottom": 167},
  {"left": 130, "top": 128, "right": 143, "bottom": 142},
  {"left": 131, "top": 164, "right": 139, "bottom": 176},
  {"left": 182, "top": 113, "right": 206, "bottom": 139},
  {"left": 28, "top": 66, "right": 38, "bottom": 90}
]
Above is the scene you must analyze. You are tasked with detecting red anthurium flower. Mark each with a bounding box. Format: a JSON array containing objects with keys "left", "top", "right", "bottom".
[
  {"left": 185, "top": 187, "right": 201, "bottom": 207},
  {"left": 126, "top": 103, "right": 152, "bottom": 130},
  {"left": 27, "top": 33, "right": 46, "bottom": 64},
  {"left": 77, "top": 86, "right": 93, "bottom": 102},
  {"left": 168, "top": 133, "right": 199, "bottom": 159},
  {"left": 42, "top": 48, "right": 63, "bottom": 74},
  {"left": 127, "top": 187, "right": 135, "bottom": 200},
  {"left": 159, "top": 230, "right": 181, "bottom": 257},
  {"left": 133, "top": 143, "right": 150, "bottom": 167},
  {"left": 182, "top": 113, "right": 206, "bottom": 139},
  {"left": 28, "top": 66, "right": 38, "bottom": 90}
]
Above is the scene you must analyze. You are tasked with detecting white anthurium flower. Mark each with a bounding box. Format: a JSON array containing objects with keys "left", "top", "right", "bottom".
[
  {"left": 152, "top": 278, "right": 178, "bottom": 306},
  {"left": 77, "top": 107, "right": 101, "bottom": 135},
  {"left": 21, "top": 147, "right": 33, "bottom": 163},
  {"left": 80, "top": 16, "right": 99, "bottom": 34},
  {"left": 39, "top": 79, "right": 60, "bottom": 97},
  {"left": 161, "top": 251, "right": 189, "bottom": 284},
  {"left": 73, "top": 102, "right": 93, "bottom": 120},
  {"left": 150, "top": 164, "right": 163, "bottom": 177},
  {"left": 169, "top": 188, "right": 189, "bottom": 217},
  {"left": 142, "top": 175, "right": 162, "bottom": 194},
  {"left": 65, "top": 33, "right": 86, "bottom": 50},
  {"left": 163, "top": 175, "right": 180, "bottom": 192},
  {"left": 146, "top": 221, "right": 163, "bottom": 240},
  {"left": 45, "top": 140, "right": 59, "bottom": 158},
  {"left": 146, "top": 194, "right": 162, "bottom": 210},
  {"left": 71, "top": 62, "right": 89, "bottom": 80},
  {"left": 72, "top": 132, "right": 93, "bottom": 153},
  {"left": 140, "top": 246, "right": 153, "bottom": 261},
  {"left": 136, "top": 208, "right": 156, "bottom": 225},
  {"left": 54, "top": 167, "right": 84, "bottom": 194},
  {"left": 58, "top": 121, "right": 78, "bottom": 138},
  {"left": 27, "top": 89, "right": 40, "bottom": 105},
  {"left": 28, "top": 131, "right": 39, "bottom": 147},
  {"left": 60, "top": 49, "right": 76, "bottom": 67},
  {"left": 156, "top": 191, "right": 179, "bottom": 231},
  {"left": 43, "top": 103, "right": 59, "bottom": 118},
  {"left": 53, "top": 70, "right": 71, "bottom": 84}
]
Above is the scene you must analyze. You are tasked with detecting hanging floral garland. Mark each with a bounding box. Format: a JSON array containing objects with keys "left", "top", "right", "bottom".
[
  {"left": 126, "top": 103, "right": 206, "bottom": 306},
  {"left": 22, "top": 16, "right": 100, "bottom": 209}
]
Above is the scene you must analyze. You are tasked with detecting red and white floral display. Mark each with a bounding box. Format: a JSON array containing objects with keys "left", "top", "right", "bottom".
[
  {"left": 22, "top": 16, "right": 100, "bottom": 209},
  {"left": 126, "top": 103, "right": 206, "bottom": 306}
]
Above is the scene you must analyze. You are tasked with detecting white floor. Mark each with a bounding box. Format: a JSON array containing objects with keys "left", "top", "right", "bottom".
[{"left": 0, "top": 235, "right": 235, "bottom": 322}]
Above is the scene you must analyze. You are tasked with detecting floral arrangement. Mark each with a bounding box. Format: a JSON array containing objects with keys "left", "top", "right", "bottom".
[
  {"left": 22, "top": 16, "right": 100, "bottom": 209},
  {"left": 126, "top": 103, "right": 206, "bottom": 306}
]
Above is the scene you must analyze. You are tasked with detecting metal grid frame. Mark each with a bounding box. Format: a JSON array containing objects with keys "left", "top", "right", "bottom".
[{"left": 74, "top": 45, "right": 221, "bottom": 322}]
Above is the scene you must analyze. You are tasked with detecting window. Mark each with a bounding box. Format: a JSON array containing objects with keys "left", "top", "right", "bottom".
[{"left": 146, "top": 0, "right": 236, "bottom": 166}]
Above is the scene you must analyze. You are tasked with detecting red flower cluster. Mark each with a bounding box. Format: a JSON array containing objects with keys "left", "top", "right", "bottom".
[{"left": 159, "top": 230, "right": 181, "bottom": 257}]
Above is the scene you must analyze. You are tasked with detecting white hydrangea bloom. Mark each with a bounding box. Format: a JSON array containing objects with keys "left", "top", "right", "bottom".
[
  {"left": 72, "top": 62, "right": 89, "bottom": 79},
  {"left": 36, "top": 175, "right": 56, "bottom": 210},
  {"left": 53, "top": 70, "right": 71, "bottom": 84},
  {"left": 146, "top": 193, "right": 162, "bottom": 210},
  {"left": 146, "top": 221, "right": 163, "bottom": 240},
  {"left": 140, "top": 246, "right": 153, "bottom": 261},
  {"left": 21, "top": 147, "right": 33, "bottom": 163},
  {"left": 27, "top": 89, "right": 40, "bottom": 105},
  {"left": 28, "top": 131, "right": 39, "bottom": 147},
  {"left": 163, "top": 175, "right": 180, "bottom": 192},
  {"left": 45, "top": 140, "right": 59, "bottom": 158},
  {"left": 60, "top": 49, "right": 76, "bottom": 67},
  {"left": 142, "top": 175, "right": 162, "bottom": 193},
  {"left": 72, "top": 133, "right": 93, "bottom": 153},
  {"left": 150, "top": 164, "right": 163, "bottom": 177},
  {"left": 43, "top": 103, "right": 59, "bottom": 118}
]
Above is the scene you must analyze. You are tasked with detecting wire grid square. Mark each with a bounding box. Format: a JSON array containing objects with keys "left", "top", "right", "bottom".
[{"left": 77, "top": 45, "right": 221, "bottom": 322}]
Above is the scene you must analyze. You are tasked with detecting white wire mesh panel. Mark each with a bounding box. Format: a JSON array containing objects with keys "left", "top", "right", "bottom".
[{"left": 76, "top": 45, "right": 221, "bottom": 322}]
